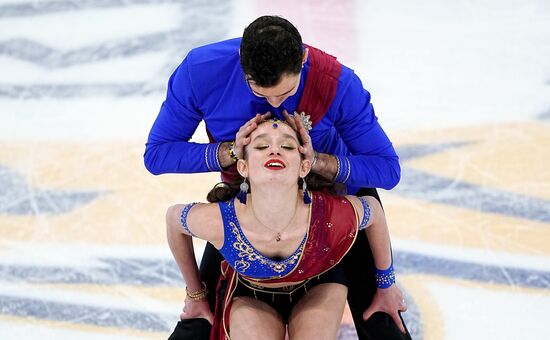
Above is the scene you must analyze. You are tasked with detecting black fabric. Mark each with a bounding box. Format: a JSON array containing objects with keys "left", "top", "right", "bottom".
[
  {"left": 167, "top": 187, "right": 412, "bottom": 340},
  {"left": 343, "top": 188, "right": 412, "bottom": 340},
  {"left": 232, "top": 263, "right": 348, "bottom": 323},
  {"left": 167, "top": 319, "right": 211, "bottom": 340}
]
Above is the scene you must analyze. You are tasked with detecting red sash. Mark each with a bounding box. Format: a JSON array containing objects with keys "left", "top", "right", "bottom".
[
  {"left": 296, "top": 44, "right": 342, "bottom": 127},
  {"left": 210, "top": 191, "right": 357, "bottom": 339},
  {"left": 210, "top": 45, "right": 342, "bottom": 183}
]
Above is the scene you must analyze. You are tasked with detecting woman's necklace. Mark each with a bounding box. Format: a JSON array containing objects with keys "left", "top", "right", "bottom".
[{"left": 250, "top": 200, "right": 299, "bottom": 242}]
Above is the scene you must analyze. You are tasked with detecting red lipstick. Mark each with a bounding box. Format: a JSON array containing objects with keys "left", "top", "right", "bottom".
[{"left": 264, "top": 159, "right": 286, "bottom": 170}]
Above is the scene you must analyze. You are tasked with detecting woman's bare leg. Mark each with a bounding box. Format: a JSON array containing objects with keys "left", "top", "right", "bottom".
[
  {"left": 230, "top": 296, "right": 286, "bottom": 340},
  {"left": 288, "top": 283, "right": 348, "bottom": 340}
]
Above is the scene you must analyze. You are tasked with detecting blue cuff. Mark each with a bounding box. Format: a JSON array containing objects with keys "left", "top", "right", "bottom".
[
  {"left": 375, "top": 260, "right": 396, "bottom": 289},
  {"left": 205, "top": 142, "right": 222, "bottom": 172},
  {"left": 334, "top": 155, "right": 351, "bottom": 184}
]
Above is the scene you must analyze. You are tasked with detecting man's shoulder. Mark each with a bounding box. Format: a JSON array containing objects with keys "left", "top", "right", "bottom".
[{"left": 187, "top": 37, "right": 241, "bottom": 66}]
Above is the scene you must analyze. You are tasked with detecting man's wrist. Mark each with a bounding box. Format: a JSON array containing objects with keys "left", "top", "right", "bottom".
[
  {"left": 218, "top": 142, "right": 237, "bottom": 169},
  {"left": 311, "top": 152, "right": 338, "bottom": 181}
]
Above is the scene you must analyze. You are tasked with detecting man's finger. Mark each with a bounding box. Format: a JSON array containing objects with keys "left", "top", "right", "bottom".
[
  {"left": 293, "top": 114, "right": 305, "bottom": 129},
  {"left": 283, "top": 110, "right": 297, "bottom": 129}
]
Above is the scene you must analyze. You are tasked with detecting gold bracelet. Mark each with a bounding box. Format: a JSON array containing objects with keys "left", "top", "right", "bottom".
[
  {"left": 228, "top": 141, "right": 239, "bottom": 161},
  {"left": 311, "top": 151, "right": 318, "bottom": 168},
  {"left": 186, "top": 282, "right": 209, "bottom": 301}
]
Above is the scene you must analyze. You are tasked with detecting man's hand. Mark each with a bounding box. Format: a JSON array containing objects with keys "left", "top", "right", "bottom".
[
  {"left": 362, "top": 284, "right": 408, "bottom": 334},
  {"left": 282, "top": 110, "right": 315, "bottom": 167},
  {"left": 235, "top": 112, "right": 271, "bottom": 157},
  {"left": 218, "top": 112, "right": 271, "bottom": 168},
  {"left": 180, "top": 298, "right": 214, "bottom": 325}
]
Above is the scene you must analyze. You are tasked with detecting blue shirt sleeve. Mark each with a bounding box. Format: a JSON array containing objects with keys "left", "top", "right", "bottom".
[
  {"left": 333, "top": 70, "right": 400, "bottom": 189},
  {"left": 144, "top": 55, "right": 220, "bottom": 175}
]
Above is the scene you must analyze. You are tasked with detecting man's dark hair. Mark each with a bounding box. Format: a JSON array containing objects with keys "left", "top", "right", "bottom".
[{"left": 240, "top": 16, "right": 303, "bottom": 87}]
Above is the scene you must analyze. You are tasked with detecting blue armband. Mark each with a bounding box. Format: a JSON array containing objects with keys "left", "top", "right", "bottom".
[
  {"left": 358, "top": 196, "right": 371, "bottom": 230},
  {"left": 180, "top": 203, "right": 199, "bottom": 236}
]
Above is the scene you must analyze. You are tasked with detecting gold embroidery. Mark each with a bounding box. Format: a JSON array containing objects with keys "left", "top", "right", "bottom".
[{"left": 229, "top": 221, "right": 305, "bottom": 274}]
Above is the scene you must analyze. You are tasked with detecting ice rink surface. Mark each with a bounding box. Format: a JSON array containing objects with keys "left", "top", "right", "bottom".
[{"left": 1, "top": 0, "right": 549, "bottom": 339}]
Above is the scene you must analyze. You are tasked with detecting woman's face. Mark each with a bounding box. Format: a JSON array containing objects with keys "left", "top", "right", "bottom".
[{"left": 238, "top": 120, "right": 309, "bottom": 186}]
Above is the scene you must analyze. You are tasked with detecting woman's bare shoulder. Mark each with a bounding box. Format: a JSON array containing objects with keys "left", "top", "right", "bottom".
[{"left": 170, "top": 202, "right": 224, "bottom": 245}]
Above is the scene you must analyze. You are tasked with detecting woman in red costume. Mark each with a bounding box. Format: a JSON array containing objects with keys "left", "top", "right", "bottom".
[{"left": 166, "top": 118, "right": 407, "bottom": 339}]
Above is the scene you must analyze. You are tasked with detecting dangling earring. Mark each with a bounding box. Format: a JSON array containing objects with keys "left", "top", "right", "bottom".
[
  {"left": 302, "top": 177, "right": 311, "bottom": 204},
  {"left": 237, "top": 177, "right": 249, "bottom": 205}
]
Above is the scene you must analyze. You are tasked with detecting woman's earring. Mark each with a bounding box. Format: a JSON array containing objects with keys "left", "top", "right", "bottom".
[
  {"left": 302, "top": 177, "right": 311, "bottom": 204},
  {"left": 237, "top": 177, "right": 249, "bottom": 205}
]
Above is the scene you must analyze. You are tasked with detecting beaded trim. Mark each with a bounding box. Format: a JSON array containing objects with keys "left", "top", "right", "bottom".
[
  {"left": 180, "top": 202, "right": 199, "bottom": 237},
  {"left": 357, "top": 196, "right": 371, "bottom": 230},
  {"left": 342, "top": 157, "right": 351, "bottom": 183},
  {"left": 334, "top": 156, "right": 340, "bottom": 182},
  {"left": 204, "top": 145, "right": 211, "bottom": 171},
  {"left": 334, "top": 155, "right": 351, "bottom": 184},
  {"left": 205, "top": 143, "right": 222, "bottom": 172},
  {"left": 214, "top": 142, "right": 222, "bottom": 170},
  {"left": 375, "top": 260, "right": 396, "bottom": 289},
  {"left": 223, "top": 199, "right": 306, "bottom": 278}
]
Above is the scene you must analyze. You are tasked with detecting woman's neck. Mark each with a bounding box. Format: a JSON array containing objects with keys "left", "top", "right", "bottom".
[{"left": 247, "top": 183, "right": 300, "bottom": 229}]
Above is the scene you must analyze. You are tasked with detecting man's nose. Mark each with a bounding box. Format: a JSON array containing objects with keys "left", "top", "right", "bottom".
[{"left": 267, "top": 96, "right": 284, "bottom": 108}]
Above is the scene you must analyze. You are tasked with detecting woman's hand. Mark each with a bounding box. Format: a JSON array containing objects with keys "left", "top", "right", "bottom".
[
  {"left": 180, "top": 298, "right": 214, "bottom": 325},
  {"left": 362, "top": 284, "right": 408, "bottom": 334}
]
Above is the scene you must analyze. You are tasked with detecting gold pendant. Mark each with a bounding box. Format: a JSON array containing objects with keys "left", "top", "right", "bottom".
[{"left": 276, "top": 233, "right": 281, "bottom": 242}]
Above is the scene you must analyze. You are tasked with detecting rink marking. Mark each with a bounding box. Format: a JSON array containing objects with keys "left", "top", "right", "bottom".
[
  {"left": 0, "top": 0, "right": 183, "bottom": 18},
  {"left": 398, "top": 275, "right": 443, "bottom": 340},
  {"left": 395, "top": 142, "right": 550, "bottom": 223},
  {"left": 0, "top": 314, "right": 163, "bottom": 339},
  {"left": 0, "top": 295, "right": 172, "bottom": 332},
  {"left": 386, "top": 194, "right": 550, "bottom": 256},
  {"left": 0, "top": 250, "right": 547, "bottom": 289},
  {"left": 392, "top": 122, "right": 550, "bottom": 200}
]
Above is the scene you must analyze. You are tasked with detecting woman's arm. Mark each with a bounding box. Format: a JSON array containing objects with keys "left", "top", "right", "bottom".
[
  {"left": 347, "top": 195, "right": 407, "bottom": 334},
  {"left": 166, "top": 204, "right": 204, "bottom": 292},
  {"left": 165, "top": 203, "right": 221, "bottom": 323},
  {"left": 361, "top": 196, "right": 392, "bottom": 270}
]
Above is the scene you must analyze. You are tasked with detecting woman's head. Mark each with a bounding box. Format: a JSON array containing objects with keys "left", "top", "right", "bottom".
[{"left": 236, "top": 119, "right": 311, "bottom": 188}]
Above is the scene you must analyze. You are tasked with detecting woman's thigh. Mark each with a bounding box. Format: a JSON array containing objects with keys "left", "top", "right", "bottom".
[
  {"left": 288, "top": 283, "right": 348, "bottom": 340},
  {"left": 230, "top": 296, "right": 286, "bottom": 340}
]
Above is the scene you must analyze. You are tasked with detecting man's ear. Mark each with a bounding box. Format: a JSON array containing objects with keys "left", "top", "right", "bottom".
[
  {"left": 237, "top": 159, "right": 248, "bottom": 178},
  {"left": 302, "top": 48, "right": 309, "bottom": 66}
]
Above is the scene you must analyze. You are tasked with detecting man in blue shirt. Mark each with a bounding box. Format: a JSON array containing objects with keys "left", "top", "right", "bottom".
[{"left": 146, "top": 16, "right": 410, "bottom": 340}]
